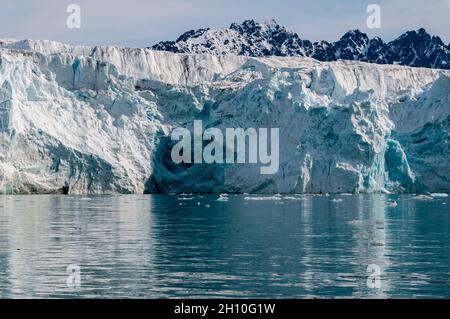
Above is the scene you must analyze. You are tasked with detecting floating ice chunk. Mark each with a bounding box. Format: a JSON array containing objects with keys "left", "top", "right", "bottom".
[
  {"left": 216, "top": 194, "right": 229, "bottom": 201},
  {"left": 430, "top": 193, "right": 448, "bottom": 198},
  {"left": 283, "top": 196, "right": 305, "bottom": 201},
  {"left": 331, "top": 198, "right": 343, "bottom": 203},
  {"left": 386, "top": 200, "right": 398, "bottom": 207},
  {"left": 413, "top": 195, "right": 434, "bottom": 201},
  {"left": 178, "top": 197, "right": 194, "bottom": 200},
  {"left": 244, "top": 195, "right": 282, "bottom": 201}
]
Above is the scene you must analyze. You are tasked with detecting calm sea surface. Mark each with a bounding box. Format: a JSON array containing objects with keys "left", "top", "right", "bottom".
[{"left": 0, "top": 194, "right": 449, "bottom": 298}]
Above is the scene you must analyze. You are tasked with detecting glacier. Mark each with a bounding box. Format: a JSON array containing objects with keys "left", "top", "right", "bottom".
[{"left": 0, "top": 39, "right": 449, "bottom": 194}]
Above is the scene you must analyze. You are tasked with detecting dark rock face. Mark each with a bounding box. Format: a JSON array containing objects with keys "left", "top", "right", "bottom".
[{"left": 151, "top": 19, "right": 450, "bottom": 70}]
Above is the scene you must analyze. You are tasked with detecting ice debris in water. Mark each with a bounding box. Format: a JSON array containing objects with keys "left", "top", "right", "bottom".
[
  {"left": 283, "top": 196, "right": 305, "bottom": 201},
  {"left": 430, "top": 193, "right": 448, "bottom": 198},
  {"left": 386, "top": 200, "right": 398, "bottom": 207},
  {"left": 244, "top": 195, "right": 282, "bottom": 201},
  {"left": 216, "top": 194, "right": 229, "bottom": 201},
  {"left": 413, "top": 195, "right": 434, "bottom": 201}
]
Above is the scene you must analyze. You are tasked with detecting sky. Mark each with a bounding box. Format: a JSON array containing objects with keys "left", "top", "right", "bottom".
[{"left": 0, "top": 0, "right": 449, "bottom": 47}]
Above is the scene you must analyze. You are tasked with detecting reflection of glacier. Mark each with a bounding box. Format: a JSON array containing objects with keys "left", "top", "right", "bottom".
[
  {"left": 149, "top": 194, "right": 395, "bottom": 297},
  {"left": 298, "top": 195, "right": 391, "bottom": 297},
  {"left": 353, "top": 195, "right": 390, "bottom": 298},
  {"left": 0, "top": 39, "right": 449, "bottom": 194},
  {"left": 0, "top": 195, "right": 155, "bottom": 298}
]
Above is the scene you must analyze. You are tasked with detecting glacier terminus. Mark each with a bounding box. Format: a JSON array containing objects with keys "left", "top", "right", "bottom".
[{"left": 0, "top": 36, "right": 449, "bottom": 194}]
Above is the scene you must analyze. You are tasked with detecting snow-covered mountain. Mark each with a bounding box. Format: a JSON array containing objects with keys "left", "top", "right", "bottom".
[
  {"left": 0, "top": 39, "right": 449, "bottom": 194},
  {"left": 152, "top": 20, "right": 450, "bottom": 70},
  {"left": 153, "top": 19, "right": 314, "bottom": 57}
]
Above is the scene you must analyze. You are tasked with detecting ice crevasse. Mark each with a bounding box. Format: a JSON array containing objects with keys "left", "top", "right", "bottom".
[{"left": 0, "top": 39, "right": 448, "bottom": 194}]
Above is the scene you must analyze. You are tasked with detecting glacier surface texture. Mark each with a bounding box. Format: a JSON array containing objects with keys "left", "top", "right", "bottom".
[{"left": 0, "top": 39, "right": 449, "bottom": 194}]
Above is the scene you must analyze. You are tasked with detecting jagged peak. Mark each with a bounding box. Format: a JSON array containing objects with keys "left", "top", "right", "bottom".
[
  {"left": 390, "top": 28, "right": 448, "bottom": 48},
  {"left": 369, "top": 36, "right": 384, "bottom": 43},
  {"left": 262, "top": 19, "right": 280, "bottom": 28},
  {"left": 397, "top": 28, "right": 432, "bottom": 40},
  {"left": 175, "top": 28, "right": 210, "bottom": 42},
  {"left": 229, "top": 19, "right": 287, "bottom": 34},
  {"left": 340, "top": 29, "right": 369, "bottom": 41},
  {"left": 417, "top": 27, "right": 428, "bottom": 34},
  {"left": 150, "top": 20, "right": 450, "bottom": 70},
  {"left": 230, "top": 19, "right": 256, "bottom": 30}
]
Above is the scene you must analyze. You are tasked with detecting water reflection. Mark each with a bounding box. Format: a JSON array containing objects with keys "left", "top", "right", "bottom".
[{"left": 0, "top": 194, "right": 449, "bottom": 298}]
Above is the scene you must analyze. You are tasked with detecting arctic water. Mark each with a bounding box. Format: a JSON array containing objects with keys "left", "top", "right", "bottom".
[{"left": 0, "top": 194, "right": 449, "bottom": 298}]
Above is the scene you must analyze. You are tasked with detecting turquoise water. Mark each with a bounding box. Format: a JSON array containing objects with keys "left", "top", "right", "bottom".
[{"left": 0, "top": 194, "right": 449, "bottom": 298}]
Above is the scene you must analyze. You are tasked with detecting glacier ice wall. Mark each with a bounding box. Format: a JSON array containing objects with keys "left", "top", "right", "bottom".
[{"left": 0, "top": 39, "right": 448, "bottom": 194}]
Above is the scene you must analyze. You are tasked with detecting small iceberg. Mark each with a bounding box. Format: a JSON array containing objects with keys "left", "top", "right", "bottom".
[
  {"left": 244, "top": 195, "right": 282, "bottom": 201},
  {"left": 386, "top": 200, "right": 397, "bottom": 207},
  {"left": 178, "top": 197, "right": 194, "bottom": 200},
  {"left": 283, "top": 196, "right": 305, "bottom": 201},
  {"left": 331, "top": 198, "right": 343, "bottom": 203},
  {"left": 413, "top": 195, "right": 434, "bottom": 201},
  {"left": 430, "top": 193, "right": 448, "bottom": 198},
  {"left": 216, "top": 194, "right": 229, "bottom": 201}
]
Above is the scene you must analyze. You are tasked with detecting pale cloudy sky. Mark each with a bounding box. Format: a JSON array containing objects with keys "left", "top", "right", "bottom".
[{"left": 0, "top": 0, "right": 449, "bottom": 47}]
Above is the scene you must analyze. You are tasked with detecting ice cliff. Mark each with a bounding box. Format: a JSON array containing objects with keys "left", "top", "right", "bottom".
[{"left": 0, "top": 39, "right": 449, "bottom": 194}]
